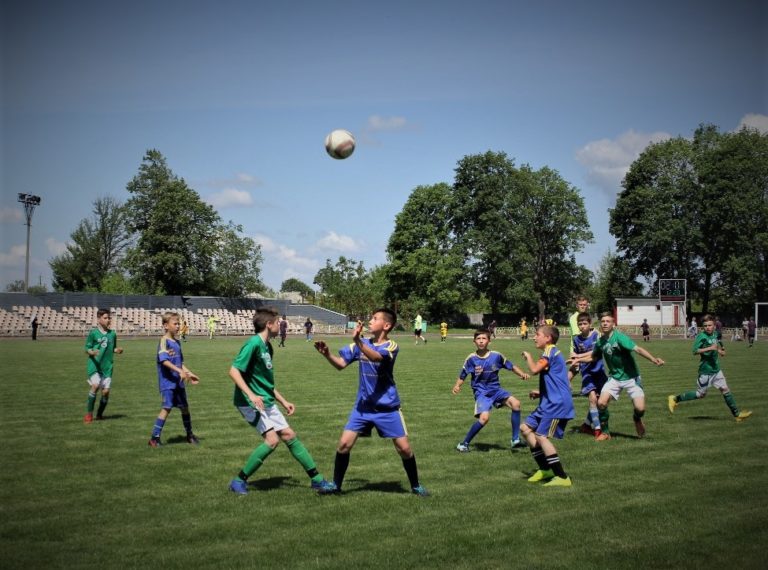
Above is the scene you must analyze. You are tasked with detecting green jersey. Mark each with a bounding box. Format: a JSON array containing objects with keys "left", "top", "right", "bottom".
[
  {"left": 692, "top": 331, "right": 721, "bottom": 375},
  {"left": 232, "top": 334, "right": 275, "bottom": 407},
  {"left": 592, "top": 329, "right": 639, "bottom": 381},
  {"left": 85, "top": 327, "right": 118, "bottom": 377}
]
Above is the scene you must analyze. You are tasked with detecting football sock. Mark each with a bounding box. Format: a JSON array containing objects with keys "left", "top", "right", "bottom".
[
  {"left": 151, "top": 417, "right": 166, "bottom": 439},
  {"left": 334, "top": 452, "right": 351, "bottom": 490},
  {"left": 677, "top": 391, "right": 698, "bottom": 403},
  {"left": 464, "top": 421, "right": 485, "bottom": 444},
  {"left": 632, "top": 409, "right": 645, "bottom": 422},
  {"left": 181, "top": 411, "right": 193, "bottom": 435},
  {"left": 723, "top": 392, "right": 740, "bottom": 416},
  {"left": 242, "top": 443, "right": 275, "bottom": 478},
  {"left": 589, "top": 406, "right": 600, "bottom": 430},
  {"left": 546, "top": 454, "right": 567, "bottom": 479},
  {"left": 599, "top": 408, "right": 610, "bottom": 433},
  {"left": 401, "top": 455, "right": 420, "bottom": 489},
  {"left": 96, "top": 395, "right": 109, "bottom": 417},
  {"left": 285, "top": 437, "right": 319, "bottom": 478},
  {"left": 531, "top": 446, "right": 548, "bottom": 470},
  {"left": 86, "top": 392, "right": 96, "bottom": 413},
  {"left": 511, "top": 411, "right": 521, "bottom": 441}
]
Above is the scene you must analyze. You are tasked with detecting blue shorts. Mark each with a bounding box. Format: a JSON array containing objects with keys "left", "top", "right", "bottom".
[
  {"left": 344, "top": 408, "right": 408, "bottom": 439},
  {"left": 160, "top": 387, "right": 189, "bottom": 409},
  {"left": 581, "top": 372, "right": 607, "bottom": 396},
  {"left": 524, "top": 410, "right": 569, "bottom": 440},
  {"left": 473, "top": 387, "right": 512, "bottom": 416}
]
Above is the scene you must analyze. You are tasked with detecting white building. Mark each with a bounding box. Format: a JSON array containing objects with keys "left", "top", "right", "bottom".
[{"left": 614, "top": 297, "right": 686, "bottom": 327}]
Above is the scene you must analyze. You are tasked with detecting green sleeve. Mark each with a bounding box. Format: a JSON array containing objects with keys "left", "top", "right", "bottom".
[
  {"left": 617, "top": 331, "right": 637, "bottom": 352},
  {"left": 232, "top": 338, "right": 256, "bottom": 372}
]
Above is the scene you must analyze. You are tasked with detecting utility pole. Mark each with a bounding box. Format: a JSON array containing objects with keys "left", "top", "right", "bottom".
[{"left": 17, "top": 194, "right": 42, "bottom": 292}]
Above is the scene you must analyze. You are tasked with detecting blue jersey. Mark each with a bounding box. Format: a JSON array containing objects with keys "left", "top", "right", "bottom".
[
  {"left": 536, "top": 345, "right": 575, "bottom": 419},
  {"left": 459, "top": 351, "right": 515, "bottom": 393},
  {"left": 339, "top": 338, "right": 400, "bottom": 412},
  {"left": 572, "top": 330, "right": 606, "bottom": 380},
  {"left": 157, "top": 336, "right": 184, "bottom": 391}
]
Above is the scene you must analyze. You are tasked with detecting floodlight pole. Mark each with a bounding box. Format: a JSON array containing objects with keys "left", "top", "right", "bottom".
[{"left": 17, "top": 194, "right": 42, "bottom": 292}]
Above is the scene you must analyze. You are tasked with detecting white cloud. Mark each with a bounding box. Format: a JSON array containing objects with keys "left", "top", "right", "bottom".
[
  {"left": 45, "top": 237, "right": 68, "bottom": 256},
  {"left": 206, "top": 172, "right": 263, "bottom": 189},
  {"left": 253, "top": 234, "right": 318, "bottom": 271},
  {"left": 205, "top": 188, "right": 254, "bottom": 208},
  {"left": 313, "top": 231, "right": 364, "bottom": 253},
  {"left": 0, "top": 244, "right": 26, "bottom": 267},
  {"left": 735, "top": 113, "right": 768, "bottom": 134},
  {"left": 366, "top": 115, "right": 408, "bottom": 131},
  {"left": 576, "top": 129, "right": 672, "bottom": 198},
  {"left": 0, "top": 208, "right": 23, "bottom": 223}
]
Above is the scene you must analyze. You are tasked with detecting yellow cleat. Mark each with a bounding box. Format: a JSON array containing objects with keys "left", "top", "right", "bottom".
[
  {"left": 735, "top": 411, "right": 753, "bottom": 422},
  {"left": 668, "top": 395, "right": 677, "bottom": 414},
  {"left": 543, "top": 476, "right": 573, "bottom": 488},
  {"left": 527, "top": 469, "right": 554, "bottom": 483}
]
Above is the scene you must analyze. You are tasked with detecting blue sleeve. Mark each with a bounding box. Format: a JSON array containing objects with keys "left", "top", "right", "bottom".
[{"left": 339, "top": 343, "right": 359, "bottom": 365}]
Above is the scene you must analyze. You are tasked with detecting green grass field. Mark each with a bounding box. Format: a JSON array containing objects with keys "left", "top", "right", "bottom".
[{"left": 1, "top": 332, "right": 766, "bottom": 569}]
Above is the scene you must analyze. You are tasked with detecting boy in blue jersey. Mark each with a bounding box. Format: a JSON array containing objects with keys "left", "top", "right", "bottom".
[
  {"left": 571, "top": 312, "right": 608, "bottom": 440},
  {"left": 148, "top": 312, "right": 200, "bottom": 447},
  {"left": 314, "top": 309, "right": 429, "bottom": 497},
  {"left": 520, "top": 325, "right": 575, "bottom": 487},
  {"left": 452, "top": 330, "right": 530, "bottom": 451},
  {"left": 228, "top": 307, "right": 334, "bottom": 495}
]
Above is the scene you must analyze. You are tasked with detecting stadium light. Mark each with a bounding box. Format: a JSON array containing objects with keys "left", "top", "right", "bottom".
[{"left": 17, "top": 193, "right": 42, "bottom": 292}]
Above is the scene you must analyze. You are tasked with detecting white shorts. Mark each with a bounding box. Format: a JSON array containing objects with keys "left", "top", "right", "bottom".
[
  {"left": 87, "top": 373, "right": 111, "bottom": 390},
  {"left": 602, "top": 377, "right": 644, "bottom": 401},
  {"left": 696, "top": 371, "right": 728, "bottom": 396},
  {"left": 237, "top": 404, "right": 290, "bottom": 435}
]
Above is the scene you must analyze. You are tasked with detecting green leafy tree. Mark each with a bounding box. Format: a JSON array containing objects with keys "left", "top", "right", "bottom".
[
  {"left": 280, "top": 278, "right": 315, "bottom": 301},
  {"left": 588, "top": 251, "right": 644, "bottom": 315},
  {"left": 211, "top": 223, "right": 264, "bottom": 298},
  {"left": 123, "top": 150, "right": 221, "bottom": 295},
  {"left": 313, "top": 256, "right": 374, "bottom": 318},
  {"left": 50, "top": 196, "right": 131, "bottom": 292},
  {"left": 5, "top": 280, "right": 26, "bottom": 292}
]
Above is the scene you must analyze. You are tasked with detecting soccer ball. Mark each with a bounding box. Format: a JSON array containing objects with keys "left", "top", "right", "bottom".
[{"left": 324, "top": 129, "right": 355, "bottom": 160}]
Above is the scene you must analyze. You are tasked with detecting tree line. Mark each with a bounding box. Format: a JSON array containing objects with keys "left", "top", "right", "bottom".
[{"left": 47, "top": 124, "right": 768, "bottom": 324}]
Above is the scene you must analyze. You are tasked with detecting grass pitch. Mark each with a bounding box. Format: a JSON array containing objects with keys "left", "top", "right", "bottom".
[{"left": 1, "top": 332, "right": 766, "bottom": 569}]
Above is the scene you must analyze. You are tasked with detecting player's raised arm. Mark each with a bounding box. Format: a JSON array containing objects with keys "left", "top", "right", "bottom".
[
  {"left": 633, "top": 346, "right": 664, "bottom": 366},
  {"left": 314, "top": 341, "right": 348, "bottom": 370}
]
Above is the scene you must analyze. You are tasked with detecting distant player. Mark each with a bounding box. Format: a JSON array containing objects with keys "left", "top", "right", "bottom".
[
  {"left": 520, "top": 325, "right": 575, "bottom": 487},
  {"left": 571, "top": 313, "right": 664, "bottom": 439},
  {"left": 304, "top": 317, "right": 313, "bottom": 342},
  {"left": 747, "top": 317, "right": 756, "bottom": 348},
  {"left": 83, "top": 309, "right": 123, "bottom": 423},
  {"left": 571, "top": 312, "right": 608, "bottom": 440},
  {"left": 668, "top": 314, "right": 752, "bottom": 422},
  {"left": 228, "top": 307, "right": 335, "bottom": 495},
  {"left": 207, "top": 315, "right": 218, "bottom": 340},
  {"left": 148, "top": 311, "right": 201, "bottom": 447},
  {"left": 520, "top": 318, "right": 528, "bottom": 341},
  {"left": 278, "top": 315, "right": 288, "bottom": 347},
  {"left": 452, "top": 330, "right": 530, "bottom": 451},
  {"left": 568, "top": 296, "right": 589, "bottom": 338},
  {"left": 440, "top": 320, "right": 448, "bottom": 342},
  {"left": 641, "top": 319, "right": 650, "bottom": 342},
  {"left": 414, "top": 313, "right": 426, "bottom": 344},
  {"left": 314, "top": 309, "right": 429, "bottom": 496},
  {"left": 180, "top": 318, "right": 189, "bottom": 342}
]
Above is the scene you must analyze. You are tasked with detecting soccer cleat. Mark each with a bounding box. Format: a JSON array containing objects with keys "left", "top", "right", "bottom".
[
  {"left": 311, "top": 479, "right": 338, "bottom": 494},
  {"left": 595, "top": 433, "right": 612, "bottom": 441},
  {"left": 229, "top": 478, "right": 248, "bottom": 495},
  {"left": 84, "top": 413, "right": 93, "bottom": 424},
  {"left": 634, "top": 418, "right": 646, "bottom": 438},
  {"left": 668, "top": 395, "right": 677, "bottom": 414},
  {"left": 456, "top": 442, "right": 470, "bottom": 453},
  {"left": 411, "top": 485, "right": 430, "bottom": 497},
  {"left": 511, "top": 439, "right": 527, "bottom": 449},
  {"left": 186, "top": 433, "right": 200, "bottom": 445},
  {"left": 148, "top": 437, "right": 162, "bottom": 448},
  {"left": 735, "top": 411, "right": 753, "bottom": 422},
  {"left": 543, "top": 476, "right": 573, "bottom": 488},
  {"left": 527, "top": 469, "right": 555, "bottom": 483},
  {"left": 577, "top": 423, "right": 594, "bottom": 435}
]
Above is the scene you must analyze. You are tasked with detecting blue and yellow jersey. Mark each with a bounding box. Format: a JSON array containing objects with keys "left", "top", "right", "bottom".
[
  {"left": 572, "top": 330, "right": 605, "bottom": 379},
  {"left": 339, "top": 338, "right": 400, "bottom": 412},
  {"left": 157, "top": 336, "right": 184, "bottom": 391},
  {"left": 459, "top": 351, "right": 514, "bottom": 392},
  {"left": 536, "top": 345, "right": 575, "bottom": 419}
]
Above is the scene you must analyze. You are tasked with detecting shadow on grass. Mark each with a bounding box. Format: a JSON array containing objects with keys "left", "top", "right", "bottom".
[
  {"left": 165, "top": 435, "right": 201, "bottom": 444},
  {"left": 345, "top": 479, "right": 409, "bottom": 494},
  {"left": 472, "top": 442, "right": 508, "bottom": 452},
  {"left": 95, "top": 414, "right": 128, "bottom": 421},
  {"left": 247, "top": 476, "right": 293, "bottom": 490},
  {"left": 608, "top": 431, "right": 644, "bottom": 440},
  {"left": 688, "top": 415, "right": 720, "bottom": 421}
]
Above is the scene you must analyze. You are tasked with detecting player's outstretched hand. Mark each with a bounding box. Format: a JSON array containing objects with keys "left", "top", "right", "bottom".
[
  {"left": 521, "top": 351, "right": 531, "bottom": 361},
  {"left": 187, "top": 372, "right": 200, "bottom": 385},
  {"left": 654, "top": 357, "right": 665, "bottom": 366},
  {"left": 519, "top": 373, "right": 530, "bottom": 381},
  {"left": 114, "top": 347, "right": 124, "bottom": 354},
  {"left": 314, "top": 340, "right": 329, "bottom": 355},
  {"left": 452, "top": 383, "right": 461, "bottom": 395},
  {"left": 529, "top": 389, "right": 540, "bottom": 400}
]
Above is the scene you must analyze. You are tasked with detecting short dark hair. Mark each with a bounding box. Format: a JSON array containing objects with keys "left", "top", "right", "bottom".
[
  {"left": 702, "top": 314, "right": 715, "bottom": 324},
  {"left": 97, "top": 308, "right": 111, "bottom": 318},
  {"left": 253, "top": 307, "right": 280, "bottom": 332},
  {"left": 538, "top": 325, "right": 559, "bottom": 344},
  {"left": 577, "top": 312, "right": 591, "bottom": 323},
  {"left": 600, "top": 311, "right": 613, "bottom": 320},
  {"left": 373, "top": 308, "right": 397, "bottom": 327},
  {"left": 474, "top": 329, "right": 491, "bottom": 339}
]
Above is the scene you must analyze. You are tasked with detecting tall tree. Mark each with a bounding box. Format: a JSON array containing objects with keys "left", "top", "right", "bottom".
[
  {"left": 123, "top": 150, "right": 221, "bottom": 295},
  {"left": 50, "top": 196, "right": 131, "bottom": 292},
  {"left": 313, "top": 256, "right": 374, "bottom": 318},
  {"left": 280, "top": 278, "right": 315, "bottom": 301},
  {"left": 211, "top": 222, "right": 264, "bottom": 298},
  {"left": 588, "top": 251, "right": 644, "bottom": 315}
]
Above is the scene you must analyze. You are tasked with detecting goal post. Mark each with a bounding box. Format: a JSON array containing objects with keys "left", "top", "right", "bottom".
[{"left": 755, "top": 302, "right": 768, "bottom": 341}]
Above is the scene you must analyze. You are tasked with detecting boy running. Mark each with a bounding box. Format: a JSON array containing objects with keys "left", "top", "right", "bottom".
[
  {"left": 452, "top": 330, "right": 529, "bottom": 451},
  {"left": 571, "top": 312, "right": 609, "bottom": 439},
  {"left": 83, "top": 309, "right": 123, "bottom": 423},
  {"left": 668, "top": 314, "right": 752, "bottom": 422}
]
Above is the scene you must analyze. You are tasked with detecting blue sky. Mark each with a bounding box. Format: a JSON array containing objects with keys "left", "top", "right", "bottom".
[{"left": 2, "top": 0, "right": 766, "bottom": 292}]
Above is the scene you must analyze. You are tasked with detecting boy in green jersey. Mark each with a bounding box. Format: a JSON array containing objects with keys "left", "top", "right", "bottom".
[
  {"left": 228, "top": 307, "right": 335, "bottom": 495},
  {"left": 83, "top": 309, "right": 123, "bottom": 423},
  {"left": 668, "top": 314, "right": 752, "bottom": 422},
  {"left": 570, "top": 312, "right": 664, "bottom": 439}
]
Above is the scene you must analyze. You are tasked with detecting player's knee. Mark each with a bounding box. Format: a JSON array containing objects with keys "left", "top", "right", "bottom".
[
  {"left": 520, "top": 424, "right": 532, "bottom": 436},
  {"left": 478, "top": 413, "right": 490, "bottom": 425},
  {"left": 507, "top": 398, "right": 520, "bottom": 411}
]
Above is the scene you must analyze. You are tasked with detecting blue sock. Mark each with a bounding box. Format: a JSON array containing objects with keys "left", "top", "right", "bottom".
[
  {"left": 182, "top": 412, "right": 193, "bottom": 435},
  {"left": 511, "top": 411, "right": 521, "bottom": 441},
  {"left": 463, "top": 421, "right": 485, "bottom": 444},
  {"left": 151, "top": 417, "right": 166, "bottom": 439},
  {"left": 589, "top": 407, "right": 601, "bottom": 430}
]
